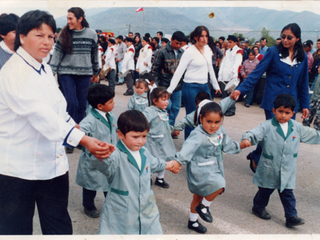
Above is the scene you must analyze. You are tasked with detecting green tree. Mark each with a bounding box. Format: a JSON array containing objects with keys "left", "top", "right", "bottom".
[{"left": 260, "top": 27, "right": 276, "bottom": 47}]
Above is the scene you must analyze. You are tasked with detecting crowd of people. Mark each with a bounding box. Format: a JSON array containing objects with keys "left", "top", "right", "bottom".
[{"left": 1, "top": 7, "right": 320, "bottom": 236}]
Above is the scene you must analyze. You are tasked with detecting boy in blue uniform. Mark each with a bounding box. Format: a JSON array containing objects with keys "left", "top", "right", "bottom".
[
  {"left": 242, "top": 94, "right": 320, "bottom": 228},
  {"left": 76, "top": 84, "right": 117, "bottom": 218}
]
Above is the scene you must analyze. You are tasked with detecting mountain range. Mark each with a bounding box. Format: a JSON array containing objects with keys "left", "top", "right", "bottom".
[{"left": 55, "top": 7, "right": 320, "bottom": 43}]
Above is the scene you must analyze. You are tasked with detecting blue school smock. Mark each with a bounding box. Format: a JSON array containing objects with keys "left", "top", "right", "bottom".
[
  {"left": 76, "top": 108, "right": 117, "bottom": 191},
  {"left": 143, "top": 105, "right": 176, "bottom": 161},
  {"left": 176, "top": 125, "right": 241, "bottom": 196},
  {"left": 98, "top": 140, "right": 166, "bottom": 234},
  {"left": 127, "top": 91, "right": 149, "bottom": 111},
  {"left": 242, "top": 117, "right": 320, "bottom": 192},
  {"left": 237, "top": 46, "right": 309, "bottom": 113}
]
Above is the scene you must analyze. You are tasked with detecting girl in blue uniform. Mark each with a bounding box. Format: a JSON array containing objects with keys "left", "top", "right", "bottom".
[
  {"left": 143, "top": 87, "right": 176, "bottom": 188},
  {"left": 175, "top": 101, "right": 248, "bottom": 233},
  {"left": 127, "top": 79, "right": 149, "bottom": 111}
]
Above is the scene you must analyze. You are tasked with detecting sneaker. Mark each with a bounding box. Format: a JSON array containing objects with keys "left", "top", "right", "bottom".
[
  {"left": 252, "top": 208, "right": 271, "bottom": 220},
  {"left": 155, "top": 177, "right": 169, "bottom": 188},
  {"left": 84, "top": 208, "right": 100, "bottom": 218},
  {"left": 188, "top": 220, "right": 207, "bottom": 234},
  {"left": 286, "top": 216, "right": 305, "bottom": 228},
  {"left": 195, "top": 203, "right": 213, "bottom": 223},
  {"left": 247, "top": 153, "right": 256, "bottom": 173}
]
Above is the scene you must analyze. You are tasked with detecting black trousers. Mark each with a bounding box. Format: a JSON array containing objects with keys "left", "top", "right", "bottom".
[
  {"left": 0, "top": 173, "right": 72, "bottom": 235},
  {"left": 82, "top": 188, "right": 108, "bottom": 210}
]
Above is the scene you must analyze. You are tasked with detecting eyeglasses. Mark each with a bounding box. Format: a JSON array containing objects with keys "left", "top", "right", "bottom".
[{"left": 280, "top": 34, "right": 294, "bottom": 40}]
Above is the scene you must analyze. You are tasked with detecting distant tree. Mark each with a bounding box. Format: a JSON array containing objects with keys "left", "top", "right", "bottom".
[
  {"left": 233, "top": 33, "right": 244, "bottom": 39},
  {"left": 249, "top": 38, "right": 256, "bottom": 47},
  {"left": 261, "top": 27, "right": 276, "bottom": 47}
]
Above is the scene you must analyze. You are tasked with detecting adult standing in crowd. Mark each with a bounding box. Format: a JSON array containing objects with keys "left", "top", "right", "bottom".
[
  {"left": 259, "top": 37, "right": 268, "bottom": 55},
  {"left": 231, "top": 23, "right": 309, "bottom": 172},
  {"left": 0, "top": 10, "right": 113, "bottom": 235},
  {"left": 133, "top": 34, "right": 142, "bottom": 80},
  {"left": 151, "top": 31, "right": 185, "bottom": 126},
  {"left": 157, "top": 31, "right": 163, "bottom": 46},
  {"left": 0, "top": 13, "right": 19, "bottom": 69},
  {"left": 50, "top": 7, "right": 99, "bottom": 153},
  {"left": 208, "top": 36, "right": 223, "bottom": 97},
  {"left": 167, "top": 26, "right": 221, "bottom": 138},
  {"left": 136, "top": 36, "right": 153, "bottom": 75},
  {"left": 115, "top": 35, "right": 126, "bottom": 85}
]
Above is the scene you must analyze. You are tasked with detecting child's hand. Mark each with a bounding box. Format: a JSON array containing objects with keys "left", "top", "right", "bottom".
[
  {"left": 240, "top": 139, "right": 251, "bottom": 149},
  {"left": 166, "top": 160, "right": 181, "bottom": 174},
  {"left": 172, "top": 130, "right": 180, "bottom": 136}
]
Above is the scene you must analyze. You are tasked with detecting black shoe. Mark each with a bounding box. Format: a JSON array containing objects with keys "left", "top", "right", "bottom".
[
  {"left": 66, "top": 147, "right": 74, "bottom": 154},
  {"left": 123, "top": 91, "right": 134, "bottom": 96},
  {"left": 286, "top": 216, "right": 305, "bottom": 228},
  {"left": 224, "top": 112, "right": 235, "bottom": 117},
  {"left": 116, "top": 82, "right": 124, "bottom": 85},
  {"left": 195, "top": 203, "right": 213, "bottom": 223},
  {"left": 247, "top": 153, "right": 256, "bottom": 173},
  {"left": 245, "top": 103, "right": 250, "bottom": 108},
  {"left": 252, "top": 208, "right": 271, "bottom": 220},
  {"left": 188, "top": 220, "right": 207, "bottom": 234},
  {"left": 84, "top": 208, "right": 100, "bottom": 218},
  {"left": 155, "top": 177, "right": 169, "bottom": 188}
]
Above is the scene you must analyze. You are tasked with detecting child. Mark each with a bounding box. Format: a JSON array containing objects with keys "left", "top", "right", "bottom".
[
  {"left": 98, "top": 110, "right": 179, "bottom": 234},
  {"left": 76, "top": 84, "right": 117, "bottom": 218},
  {"left": 136, "top": 36, "right": 153, "bottom": 74},
  {"left": 127, "top": 79, "right": 149, "bottom": 111},
  {"left": 303, "top": 66, "right": 320, "bottom": 130},
  {"left": 241, "top": 94, "right": 320, "bottom": 228},
  {"left": 174, "top": 101, "right": 248, "bottom": 234},
  {"left": 143, "top": 87, "right": 176, "bottom": 188},
  {"left": 173, "top": 92, "right": 236, "bottom": 136},
  {"left": 104, "top": 38, "right": 116, "bottom": 90}
]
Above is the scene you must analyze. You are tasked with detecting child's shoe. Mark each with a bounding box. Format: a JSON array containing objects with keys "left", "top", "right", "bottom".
[
  {"left": 84, "top": 207, "right": 100, "bottom": 218},
  {"left": 187, "top": 220, "right": 207, "bottom": 234},
  {"left": 155, "top": 177, "right": 169, "bottom": 188},
  {"left": 286, "top": 216, "right": 305, "bottom": 228},
  {"left": 252, "top": 208, "right": 271, "bottom": 220},
  {"left": 195, "top": 203, "right": 213, "bottom": 223}
]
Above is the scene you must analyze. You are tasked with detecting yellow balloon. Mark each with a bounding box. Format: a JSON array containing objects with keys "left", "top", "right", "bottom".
[{"left": 209, "top": 12, "right": 215, "bottom": 18}]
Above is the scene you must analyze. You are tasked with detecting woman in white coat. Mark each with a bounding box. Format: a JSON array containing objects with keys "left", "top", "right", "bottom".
[{"left": 136, "top": 36, "right": 153, "bottom": 74}]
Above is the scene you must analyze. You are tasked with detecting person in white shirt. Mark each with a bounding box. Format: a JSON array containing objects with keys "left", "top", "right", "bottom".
[
  {"left": 0, "top": 10, "right": 114, "bottom": 235},
  {"left": 218, "top": 35, "right": 243, "bottom": 116},
  {"left": 167, "top": 25, "right": 221, "bottom": 138},
  {"left": 120, "top": 37, "right": 135, "bottom": 96},
  {"left": 104, "top": 38, "right": 116, "bottom": 90},
  {"left": 136, "top": 36, "right": 153, "bottom": 75}
]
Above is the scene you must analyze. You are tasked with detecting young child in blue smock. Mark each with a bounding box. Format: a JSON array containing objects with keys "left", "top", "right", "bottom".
[
  {"left": 76, "top": 84, "right": 117, "bottom": 218},
  {"left": 241, "top": 94, "right": 320, "bottom": 228},
  {"left": 127, "top": 79, "right": 149, "bottom": 111},
  {"left": 142, "top": 87, "right": 176, "bottom": 188},
  {"left": 97, "top": 110, "right": 180, "bottom": 234},
  {"left": 172, "top": 101, "right": 248, "bottom": 234}
]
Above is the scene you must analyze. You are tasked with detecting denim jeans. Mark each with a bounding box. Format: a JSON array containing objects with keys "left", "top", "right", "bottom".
[
  {"left": 106, "top": 69, "right": 115, "bottom": 91},
  {"left": 245, "top": 87, "right": 255, "bottom": 105},
  {"left": 182, "top": 82, "right": 211, "bottom": 138},
  {"left": 167, "top": 90, "right": 182, "bottom": 126},
  {"left": 117, "top": 61, "right": 124, "bottom": 83},
  {"left": 59, "top": 74, "right": 91, "bottom": 124}
]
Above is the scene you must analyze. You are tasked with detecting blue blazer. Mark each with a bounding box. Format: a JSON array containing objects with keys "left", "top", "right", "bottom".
[{"left": 237, "top": 46, "right": 309, "bottom": 112}]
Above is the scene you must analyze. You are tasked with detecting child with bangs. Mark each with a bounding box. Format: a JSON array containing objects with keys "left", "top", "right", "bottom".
[
  {"left": 142, "top": 87, "right": 176, "bottom": 188},
  {"left": 127, "top": 79, "right": 149, "bottom": 112}
]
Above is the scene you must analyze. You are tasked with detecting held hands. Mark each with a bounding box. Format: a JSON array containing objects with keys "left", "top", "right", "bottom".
[
  {"left": 80, "top": 135, "right": 116, "bottom": 161},
  {"left": 166, "top": 160, "right": 181, "bottom": 174},
  {"left": 172, "top": 130, "right": 180, "bottom": 136},
  {"left": 91, "top": 75, "right": 99, "bottom": 83},
  {"left": 230, "top": 90, "right": 241, "bottom": 101},
  {"left": 240, "top": 139, "right": 251, "bottom": 149}
]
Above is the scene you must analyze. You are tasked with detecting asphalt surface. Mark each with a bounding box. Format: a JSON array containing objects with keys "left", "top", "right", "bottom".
[{"left": 29, "top": 81, "right": 320, "bottom": 237}]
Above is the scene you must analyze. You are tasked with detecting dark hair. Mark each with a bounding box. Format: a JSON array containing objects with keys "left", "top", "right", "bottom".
[
  {"left": 87, "top": 84, "right": 115, "bottom": 109},
  {"left": 14, "top": 10, "right": 56, "bottom": 51},
  {"left": 135, "top": 79, "right": 149, "bottom": 89},
  {"left": 273, "top": 94, "right": 296, "bottom": 111},
  {"left": 100, "top": 35, "right": 106, "bottom": 42},
  {"left": 157, "top": 31, "right": 163, "bottom": 37},
  {"left": 0, "top": 13, "right": 19, "bottom": 41},
  {"left": 161, "top": 37, "right": 169, "bottom": 44},
  {"left": 252, "top": 46, "right": 259, "bottom": 54},
  {"left": 108, "top": 38, "right": 115, "bottom": 45},
  {"left": 150, "top": 87, "right": 169, "bottom": 106},
  {"left": 128, "top": 31, "right": 133, "bottom": 35},
  {"left": 135, "top": 32, "right": 140, "bottom": 37},
  {"left": 277, "top": 23, "right": 305, "bottom": 62},
  {"left": 238, "top": 37, "right": 244, "bottom": 42},
  {"left": 153, "top": 37, "right": 159, "bottom": 44},
  {"left": 247, "top": 49, "right": 255, "bottom": 56},
  {"left": 215, "top": 41, "right": 222, "bottom": 48},
  {"left": 140, "top": 72, "right": 154, "bottom": 82},
  {"left": 194, "top": 102, "right": 223, "bottom": 126},
  {"left": 171, "top": 31, "right": 185, "bottom": 42},
  {"left": 116, "top": 35, "right": 123, "bottom": 41},
  {"left": 276, "top": 37, "right": 281, "bottom": 41},
  {"left": 195, "top": 92, "right": 210, "bottom": 105},
  {"left": 142, "top": 36, "right": 150, "bottom": 43},
  {"left": 219, "top": 36, "right": 225, "bottom": 41},
  {"left": 59, "top": 7, "right": 89, "bottom": 53},
  {"left": 190, "top": 25, "right": 210, "bottom": 44},
  {"left": 118, "top": 110, "right": 150, "bottom": 136},
  {"left": 260, "top": 37, "right": 267, "bottom": 43},
  {"left": 145, "top": 33, "right": 151, "bottom": 38},
  {"left": 317, "top": 38, "right": 320, "bottom": 42},
  {"left": 134, "top": 35, "right": 141, "bottom": 43},
  {"left": 306, "top": 40, "right": 313, "bottom": 45}
]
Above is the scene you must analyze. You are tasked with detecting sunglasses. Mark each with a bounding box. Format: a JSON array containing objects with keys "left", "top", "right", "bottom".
[{"left": 280, "top": 34, "right": 294, "bottom": 40}]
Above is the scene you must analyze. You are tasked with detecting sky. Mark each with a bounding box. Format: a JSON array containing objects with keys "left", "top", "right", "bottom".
[{"left": 1, "top": 1, "right": 320, "bottom": 18}]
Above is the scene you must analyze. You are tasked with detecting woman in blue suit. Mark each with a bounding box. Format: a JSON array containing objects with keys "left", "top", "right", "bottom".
[{"left": 231, "top": 23, "right": 309, "bottom": 172}]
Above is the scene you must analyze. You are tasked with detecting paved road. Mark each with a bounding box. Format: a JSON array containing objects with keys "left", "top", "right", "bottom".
[{"left": 31, "top": 82, "right": 320, "bottom": 237}]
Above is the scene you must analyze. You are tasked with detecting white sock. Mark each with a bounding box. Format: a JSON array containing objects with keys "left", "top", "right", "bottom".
[
  {"left": 189, "top": 212, "right": 199, "bottom": 222},
  {"left": 157, "top": 170, "right": 165, "bottom": 179},
  {"left": 202, "top": 198, "right": 212, "bottom": 207}
]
